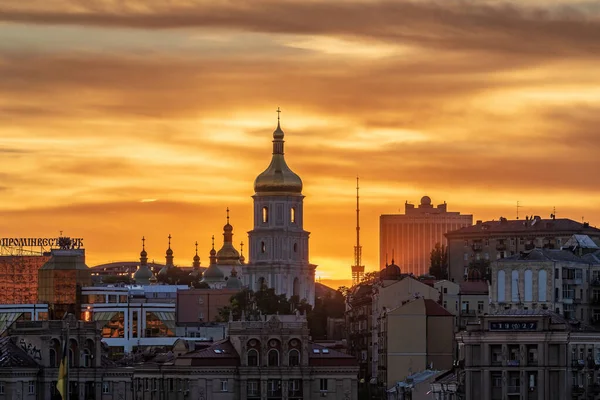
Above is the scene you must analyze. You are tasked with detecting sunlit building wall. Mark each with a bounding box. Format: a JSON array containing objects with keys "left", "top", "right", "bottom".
[
  {"left": 0, "top": 255, "right": 50, "bottom": 304},
  {"left": 37, "top": 249, "right": 91, "bottom": 319},
  {"left": 380, "top": 196, "right": 472, "bottom": 277}
]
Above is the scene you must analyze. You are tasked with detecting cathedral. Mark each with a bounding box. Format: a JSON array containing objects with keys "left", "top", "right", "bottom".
[{"left": 132, "top": 114, "right": 317, "bottom": 306}]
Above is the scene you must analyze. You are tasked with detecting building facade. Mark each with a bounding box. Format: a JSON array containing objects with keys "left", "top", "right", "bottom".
[
  {"left": 446, "top": 216, "right": 600, "bottom": 282},
  {"left": 244, "top": 120, "right": 316, "bottom": 305},
  {"left": 0, "top": 314, "right": 358, "bottom": 400},
  {"left": 489, "top": 247, "right": 600, "bottom": 323},
  {"left": 378, "top": 299, "right": 454, "bottom": 391},
  {"left": 0, "top": 254, "right": 50, "bottom": 304},
  {"left": 380, "top": 196, "right": 472, "bottom": 276},
  {"left": 456, "top": 309, "right": 600, "bottom": 400}
]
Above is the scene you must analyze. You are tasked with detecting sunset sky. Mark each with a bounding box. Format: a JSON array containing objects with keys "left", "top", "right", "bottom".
[{"left": 2, "top": 0, "right": 600, "bottom": 288}]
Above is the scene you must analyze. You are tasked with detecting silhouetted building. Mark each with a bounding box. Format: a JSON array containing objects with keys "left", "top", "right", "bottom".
[
  {"left": 446, "top": 216, "right": 600, "bottom": 282},
  {"left": 38, "top": 248, "right": 91, "bottom": 320},
  {"left": 380, "top": 196, "right": 472, "bottom": 277}
]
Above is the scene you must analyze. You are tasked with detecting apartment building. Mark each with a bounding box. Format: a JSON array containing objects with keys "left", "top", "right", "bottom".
[
  {"left": 446, "top": 216, "right": 600, "bottom": 282},
  {"left": 457, "top": 309, "right": 600, "bottom": 400}
]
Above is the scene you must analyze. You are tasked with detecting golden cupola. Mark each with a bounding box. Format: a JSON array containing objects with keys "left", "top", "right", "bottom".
[
  {"left": 253, "top": 111, "right": 303, "bottom": 195},
  {"left": 216, "top": 208, "right": 241, "bottom": 265}
]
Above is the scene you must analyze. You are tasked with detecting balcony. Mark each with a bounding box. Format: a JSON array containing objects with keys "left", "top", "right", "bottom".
[
  {"left": 507, "top": 386, "right": 521, "bottom": 395},
  {"left": 571, "top": 359, "right": 585, "bottom": 370},
  {"left": 571, "top": 385, "right": 585, "bottom": 395}
]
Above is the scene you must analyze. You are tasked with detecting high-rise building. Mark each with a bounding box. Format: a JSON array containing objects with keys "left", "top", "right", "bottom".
[
  {"left": 379, "top": 196, "right": 472, "bottom": 276},
  {"left": 243, "top": 113, "right": 316, "bottom": 305},
  {"left": 0, "top": 254, "right": 50, "bottom": 304}
]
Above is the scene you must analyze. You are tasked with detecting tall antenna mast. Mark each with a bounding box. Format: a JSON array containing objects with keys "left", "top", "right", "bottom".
[
  {"left": 516, "top": 201, "right": 522, "bottom": 220},
  {"left": 352, "top": 177, "right": 365, "bottom": 286}
]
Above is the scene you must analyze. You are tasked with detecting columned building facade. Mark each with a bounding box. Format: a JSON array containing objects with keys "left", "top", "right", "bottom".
[{"left": 244, "top": 119, "right": 316, "bottom": 305}]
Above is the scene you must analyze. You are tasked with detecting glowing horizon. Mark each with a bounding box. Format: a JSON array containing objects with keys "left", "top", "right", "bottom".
[{"left": 2, "top": 0, "right": 600, "bottom": 289}]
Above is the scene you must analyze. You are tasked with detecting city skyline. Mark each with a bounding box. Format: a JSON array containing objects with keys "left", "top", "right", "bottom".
[{"left": 2, "top": 0, "right": 600, "bottom": 287}]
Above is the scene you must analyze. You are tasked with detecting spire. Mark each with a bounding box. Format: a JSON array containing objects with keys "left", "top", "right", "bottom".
[
  {"left": 273, "top": 107, "right": 284, "bottom": 152},
  {"left": 140, "top": 236, "right": 148, "bottom": 264},
  {"left": 165, "top": 234, "right": 174, "bottom": 267},
  {"left": 209, "top": 235, "right": 217, "bottom": 265},
  {"left": 226, "top": 207, "right": 230, "bottom": 225},
  {"left": 193, "top": 241, "right": 200, "bottom": 268},
  {"left": 240, "top": 241, "right": 245, "bottom": 264}
]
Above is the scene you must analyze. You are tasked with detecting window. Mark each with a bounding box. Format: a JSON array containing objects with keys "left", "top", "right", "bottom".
[
  {"left": 443, "top": 287, "right": 447, "bottom": 294},
  {"left": 477, "top": 301, "right": 484, "bottom": 313},
  {"left": 268, "top": 349, "right": 279, "bottom": 366},
  {"left": 262, "top": 206, "right": 269, "bottom": 223},
  {"left": 247, "top": 349, "right": 259, "bottom": 366},
  {"left": 28, "top": 381, "right": 35, "bottom": 394},
  {"left": 221, "top": 379, "right": 228, "bottom": 392},
  {"left": 102, "top": 382, "right": 111, "bottom": 394},
  {"left": 320, "top": 378, "right": 328, "bottom": 392},
  {"left": 247, "top": 380, "right": 260, "bottom": 397},
  {"left": 49, "top": 348, "right": 57, "bottom": 367},
  {"left": 293, "top": 243, "right": 298, "bottom": 253},
  {"left": 268, "top": 380, "right": 282, "bottom": 397},
  {"left": 289, "top": 379, "right": 302, "bottom": 397},
  {"left": 464, "top": 253, "right": 469, "bottom": 261},
  {"left": 261, "top": 241, "right": 266, "bottom": 254},
  {"left": 443, "top": 301, "right": 447, "bottom": 309},
  {"left": 82, "top": 349, "right": 91, "bottom": 367},
  {"left": 464, "top": 240, "right": 468, "bottom": 247},
  {"left": 289, "top": 349, "right": 300, "bottom": 366},
  {"left": 197, "top": 297, "right": 204, "bottom": 305},
  {"left": 198, "top": 311, "right": 204, "bottom": 321},
  {"left": 0, "top": 382, "right": 4, "bottom": 394},
  {"left": 146, "top": 379, "right": 151, "bottom": 391},
  {"left": 461, "top": 301, "right": 469, "bottom": 312},
  {"left": 290, "top": 207, "right": 296, "bottom": 223}
]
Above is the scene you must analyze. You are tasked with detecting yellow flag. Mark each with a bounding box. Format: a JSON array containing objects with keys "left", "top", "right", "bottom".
[{"left": 56, "top": 338, "right": 68, "bottom": 399}]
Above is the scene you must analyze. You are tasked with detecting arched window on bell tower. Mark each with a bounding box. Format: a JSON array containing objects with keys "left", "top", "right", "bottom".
[
  {"left": 290, "top": 207, "right": 296, "bottom": 223},
  {"left": 262, "top": 206, "right": 269, "bottom": 223}
]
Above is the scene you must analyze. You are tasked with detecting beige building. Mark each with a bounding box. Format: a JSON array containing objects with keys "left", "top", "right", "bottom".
[
  {"left": 1, "top": 314, "right": 358, "bottom": 400},
  {"left": 380, "top": 196, "right": 472, "bottom": 276},
  {"left": 457, "top": 309, "right": 600, "bottom": 400},
  {"left": 378, "top": 298, "right": 454, "bottom": 391},
  {"left": 490, "top": 247, "right": 600, "bottom": 322},
  {"left": 446, "top": 216, "right": 600, "bottom": 282},
  {"left": 435, "top": 273, "right": 490, "bottom": 330}
]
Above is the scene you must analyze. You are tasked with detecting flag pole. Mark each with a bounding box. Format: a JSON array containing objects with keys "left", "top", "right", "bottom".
[{"left": 66, "top": 319, "right": 70, "bottom": 400}]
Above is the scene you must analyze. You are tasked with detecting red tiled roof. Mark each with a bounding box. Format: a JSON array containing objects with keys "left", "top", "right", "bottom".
[
  {"left": 423, "top": 299, "right": 454, "bottom": 317},
  {"left": 309, "top": 343, "right": 357, "bottom": 367},
  {"left": 176, "top": 339, "right": 240, "bottom": 367},
  {"left": 459, "top": 281, "right": 488, "bottom": 295}
]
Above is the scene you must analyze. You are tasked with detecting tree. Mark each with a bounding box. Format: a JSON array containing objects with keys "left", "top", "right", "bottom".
[
  {"left": 429, "top": 242, "right": 448, "bottom": 279},
  {"left": 102, "top": 275, "right": 133, "bottom": 285},
  {"left": 468, "top": 259, "right": 491, "bottom": 283},
  {"left": 360, "top": 271, "right": 380, "bottom": 285},
  {"left": 156, "top": 266, "right": 203, "bottom": 287}
]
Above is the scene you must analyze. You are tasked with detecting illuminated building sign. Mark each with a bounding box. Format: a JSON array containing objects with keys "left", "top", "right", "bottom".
[
  {"left": 489, "top": 321, "right": 537, "bottom": 331},
  {"left": 0, "top": 237, "right": 84, "bottom": 249}
]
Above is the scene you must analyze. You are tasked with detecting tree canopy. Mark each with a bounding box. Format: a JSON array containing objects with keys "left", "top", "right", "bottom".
[{"left": 429, "top": 242, "right": 448, "bottom": 280}]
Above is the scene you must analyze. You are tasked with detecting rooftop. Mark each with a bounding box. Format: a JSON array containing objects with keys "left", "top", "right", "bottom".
[
  {"left": 497, "top": 248, "right": 586, "bottom": 263},
  {"left": 446, "top": 217, "right": 600, "bottom": 237}
]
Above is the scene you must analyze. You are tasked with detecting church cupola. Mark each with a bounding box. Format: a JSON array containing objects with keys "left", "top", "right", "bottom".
[
  {"left": 159, "top": 234, "right": 174, "bottom": 277},
  {"left": 190, "top": 241, "right": 201, "bottom": 278},
  {"left": 253, "top": 108, "right": 303, "bottom": 195},
  {"left": 216, "top": 208, "right": 241, "bottom": 265},
  {"left": 134, "top": 236, "right": 153, "bottom": 285}
]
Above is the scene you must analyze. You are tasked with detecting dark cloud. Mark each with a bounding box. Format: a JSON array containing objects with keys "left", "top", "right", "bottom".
[{"left": 1, "top": 1, "right": 600, "bottom": 59}]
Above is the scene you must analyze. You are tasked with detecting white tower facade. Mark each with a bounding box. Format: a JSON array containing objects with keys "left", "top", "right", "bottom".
[{"left": 243, "top": 115, "right": 316, "bottom": 305}]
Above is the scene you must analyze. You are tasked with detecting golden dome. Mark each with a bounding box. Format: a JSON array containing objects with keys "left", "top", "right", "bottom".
[{"left": 254, "top": 121, "right": 303, "bottom": 195}]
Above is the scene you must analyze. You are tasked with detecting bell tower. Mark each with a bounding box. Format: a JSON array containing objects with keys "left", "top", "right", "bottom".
[{"left": 244, "top": 109, "right": 316, "bottom": 305}]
